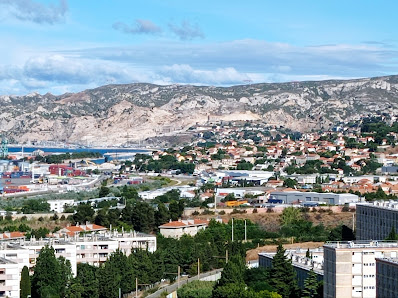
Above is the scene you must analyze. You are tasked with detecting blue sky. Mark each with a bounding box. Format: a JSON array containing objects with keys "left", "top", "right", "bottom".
[{"left": 0, "top": 0, "right": 397, "bottom": 95}]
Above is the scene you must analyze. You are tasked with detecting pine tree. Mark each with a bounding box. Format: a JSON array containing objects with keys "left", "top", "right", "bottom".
[
  {"left": 302, "top": 269, "right": 320, "bottom": 298},
  {"left": 31, "top": 245, "right": 72, "bottom": 298},
  {"left": 73, "top": 263, "right": 99, "bottom": 298},
  {"left": 155, "top": 203, "right": 170, "bottom": 228},
  {"left": 269, "top": 244, "right": 300, "bottom": 298},
  {"left": 20, "top": 266, "right": 31, "bottom": 298}
]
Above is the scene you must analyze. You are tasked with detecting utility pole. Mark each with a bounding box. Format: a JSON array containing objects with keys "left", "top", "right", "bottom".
[
  {"left": 197, "top": 258, "right": 200, "bottom": 280},
  {"left": 135, "top": 278, "right": 150, "bottom": 298},
  {"left": 177, "top": 265, "right": 180, "bottom": 289},
  {"left": 244, "top": 219, "right": 247, "bottom": 242},
  {"left": 232, "top": 218, "right": 234, "bottom": 242},
  {"left": 226, "top": 249, "right": 228, "bottom": 264},
  {"left": 352, "top": 213, "right": 355, "bottom": 231}
]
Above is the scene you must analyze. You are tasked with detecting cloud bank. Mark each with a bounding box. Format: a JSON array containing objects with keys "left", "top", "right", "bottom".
[{"left": 0, "top": 39, "right": 397, "bottom": 95}]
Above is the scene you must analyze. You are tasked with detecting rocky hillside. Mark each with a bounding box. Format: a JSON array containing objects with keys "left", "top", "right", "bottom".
[{"left": 1, "top": 75, "right": 398, "bottom": 146}]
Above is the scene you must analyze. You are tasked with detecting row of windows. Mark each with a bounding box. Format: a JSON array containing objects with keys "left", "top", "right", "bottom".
[
  {"left": 364, "top": 275, "right": 375, "bottom": 278},
  {"left": 364, "top": 286, "right": 375, "bottom": 290},
  {"left": 364, "top": 263, "right": 375, "bottom": 266}
]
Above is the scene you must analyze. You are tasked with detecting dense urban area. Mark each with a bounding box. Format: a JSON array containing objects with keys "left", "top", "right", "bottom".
[{"left": 1, "top": 115, "right": 398, "bottom": 297}]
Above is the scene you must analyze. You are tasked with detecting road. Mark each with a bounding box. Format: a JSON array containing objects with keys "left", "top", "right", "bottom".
[{"left": 143, "top": 268, "right": 223, "bottom": 298}]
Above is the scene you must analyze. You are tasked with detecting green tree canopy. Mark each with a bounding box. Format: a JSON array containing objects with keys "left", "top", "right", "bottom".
[{"left": 269, "top": 244, "right": 299, "bottom": 298}]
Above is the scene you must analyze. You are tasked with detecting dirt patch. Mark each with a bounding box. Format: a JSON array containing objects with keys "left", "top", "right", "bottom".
[{"left": 246, "top": 241, "right": 324, "bottom": 262}]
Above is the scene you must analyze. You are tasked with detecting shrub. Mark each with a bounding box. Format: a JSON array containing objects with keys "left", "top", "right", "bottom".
[
  {"left": 201, "top": 209, "right": 215, "bottom": 215},
  {"left": 218, "top": 210, "right": 226, "bottom": 215},
  {"left": 266, "top": 207, "right": 274, "bottom": 213},
  {"left": 252, "top": 208, "right": 258, "bottom": 214},
  {"left": 192, "top": 211, "right": 200, "bottom": 216}
]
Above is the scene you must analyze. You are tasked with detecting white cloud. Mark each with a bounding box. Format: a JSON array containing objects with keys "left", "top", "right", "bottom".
[
  {"left": 113, "top": 19, "right": 162, "bottom": 35},
  {"left": 0, "top": 0, "right": 67, "bottom": 24},
  {"left": 160, "top": 64, "right": 250, "bottom": 85},
  {"left": 168, "top": 20, "right": 204, "bottom": 40},
  {"left": 1, "top": 38, "right": 398, "bottom": 95}
]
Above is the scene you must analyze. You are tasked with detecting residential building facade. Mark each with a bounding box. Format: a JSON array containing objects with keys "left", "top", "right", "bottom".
[
  {"left": 376, "top": 258, "right": 398, "bottom": 298},
  {"left": 324, "top": 241, "right": 398, "bottom": 298},
  {"left": 356, "top": 201, "right": 398, "bottom": 240}
]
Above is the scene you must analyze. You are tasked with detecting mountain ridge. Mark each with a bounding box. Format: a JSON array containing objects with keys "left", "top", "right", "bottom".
[{"left": 1, "top": 75, "right": 398, "bottom": 146}]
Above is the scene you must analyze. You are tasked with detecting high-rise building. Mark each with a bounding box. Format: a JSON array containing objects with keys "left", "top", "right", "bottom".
[{"left": 324, "top": 241, "right": 398, "bottom": 298}]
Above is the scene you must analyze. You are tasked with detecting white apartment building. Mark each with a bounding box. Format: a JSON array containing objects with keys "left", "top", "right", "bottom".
[
  {"left": 0, "top": 229, "right": 157, "bottom": 297},
  {"left": 47, "top": 199, "right": 75, "bottom": 213},
  {"left": 323, "top": 241, "right": 398, "bottom": 298},
  {"left": 0, "top": 258, "right": 19, "bottom": 298}
]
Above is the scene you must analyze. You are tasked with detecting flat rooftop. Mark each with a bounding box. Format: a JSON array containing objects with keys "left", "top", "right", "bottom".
[
  {"left": 325, "top": 241, "right": 398, "bottom": 249},
  {"left": 357, "top": 201, "right": 398, "bottom": 211}
]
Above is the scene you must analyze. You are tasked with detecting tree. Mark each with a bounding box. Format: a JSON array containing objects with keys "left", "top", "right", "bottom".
[
  {"left": 283, "top": 178, "right": 297, "bottom": 188},
  {"left": 129, "top": 202, "right": 155, "bottom": 233},
  {"left": 73, "top": 263, "right": 99, "bottom": 298},
  {"left": 73, "top": 203, "right": 95, "bottom": 225},
  {"left": 213, "top": 254, "right": 246, "bottom": 297},
  {"left": 302, "top": 269, "right": 321, "bottom": 298},
  {"left": 268, "top": 244, "right": 299, "bottom": 298},
  {"left": 98, "top": 250, "right": 134, "bottom": 298},
  {"left": 20, "top": 266, "right": 31, "bottom": 298},
  {"left": 98, "top": 186, "right": 110, "bottom": 198},
  {"left": 169, "top": 200, "right": 182, "bottom": 221},
  {"left": 280, "top": 207, "right": 302, "bottom": 226},
  {"left": 31, "top": 246, "right": 72, "bottom": 298},
  {"left": 155, "top": 203, "right": 170, "bottom": 228},
  {"left": 178, "top": 280, "right": 214, "bottom": 298},
  {"left": 385, "top": 226, "right": 398, "bottom": 240}
]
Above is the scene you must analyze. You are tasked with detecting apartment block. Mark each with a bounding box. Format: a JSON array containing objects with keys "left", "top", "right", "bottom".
[
  {"left": 0, "top": 229, "right": 157, "bottom": 297},
  {"left": 0, "top": 258, "right": 19, "bottom": 298},
  {"left": 376, "top": 258, "right": 398, "bottom": 298},
  {"left": 323, "top": 241, "right": 398, "bottom": 298},
  {"left": 356, "top": 201, "right": 398, "bottom": 240}
]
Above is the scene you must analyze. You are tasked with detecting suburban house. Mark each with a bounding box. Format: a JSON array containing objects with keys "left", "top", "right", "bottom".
[{"left": 159, "top": 219, "right": 208, "bottom": 239}]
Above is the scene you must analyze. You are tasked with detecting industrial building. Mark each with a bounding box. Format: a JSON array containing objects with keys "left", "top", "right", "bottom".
[
  {"left": 323, "top": 241, "right": 398, "bottom": 298},
  {"left": 268, "top": 190, "right": 359, "bottom": 205},
  {"left": 356, "top": 201, "right": 398, "bottom": 240}
]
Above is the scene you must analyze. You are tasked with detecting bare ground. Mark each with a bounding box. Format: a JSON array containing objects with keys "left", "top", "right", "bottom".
[
  {"left": 221, "top": 211, "right": 354, "bottom": 232},
  {"left": 246, "top": 241, "right": 325, "bottom": 261}
]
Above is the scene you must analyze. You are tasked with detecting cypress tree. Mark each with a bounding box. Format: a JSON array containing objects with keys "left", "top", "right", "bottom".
[
  {"left": 269, "top": 244, "right": 299, "bottom": 298},
  {"left": 20, "top": 266, "right": 31, "bottom": 298}
]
